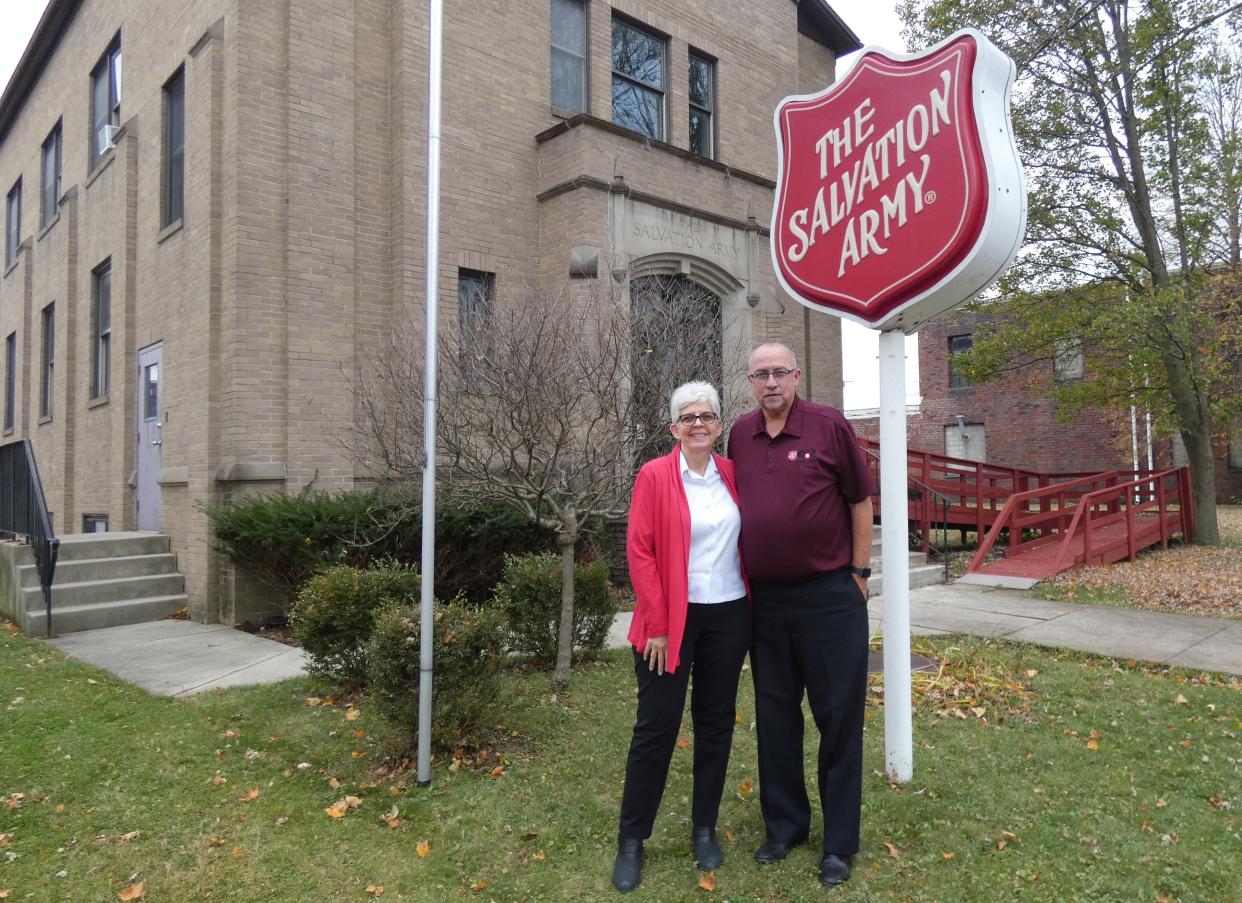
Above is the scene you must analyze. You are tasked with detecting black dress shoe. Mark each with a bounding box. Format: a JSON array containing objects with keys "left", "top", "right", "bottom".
[
  {"left": 819, "top": 853, "right": 852, "bottom": 886},
  {"left": 753, "top": 836, "right": 805, "bottom": 864},
  {"left": 692, "top": 827, "right": 722, "bottom": 870},
  {"left": 611, "top": 838, "right": 644, "bottom": 893}
]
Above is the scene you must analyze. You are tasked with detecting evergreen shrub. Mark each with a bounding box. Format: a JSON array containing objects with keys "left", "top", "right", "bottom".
[{"left": 493, "top": 552, "right": 619, "bottom": 668}]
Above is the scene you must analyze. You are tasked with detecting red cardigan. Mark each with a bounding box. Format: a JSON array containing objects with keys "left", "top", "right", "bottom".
[{"left": 626, "top": 447, "right": 746, "bottom": 674}]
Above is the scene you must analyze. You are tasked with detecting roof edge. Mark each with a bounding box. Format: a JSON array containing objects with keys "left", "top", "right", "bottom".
[
  {"left": 798, "top": 0, "right": 864, "bottom": 57},
  {"left": 0, "top": 0, "right": 85, "bottom": 146}
]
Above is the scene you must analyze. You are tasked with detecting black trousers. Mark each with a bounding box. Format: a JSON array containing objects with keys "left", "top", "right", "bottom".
[
  {"left": 618, "top": 597, "right": 751, "bottom": 840},
  {"left": 750, "top": 570, "right": 869, "bottom": 855}
]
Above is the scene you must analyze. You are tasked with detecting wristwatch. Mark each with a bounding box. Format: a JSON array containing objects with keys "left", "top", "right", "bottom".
[{"left": 847, "top": 566, "right": 872, "bottom": 579}]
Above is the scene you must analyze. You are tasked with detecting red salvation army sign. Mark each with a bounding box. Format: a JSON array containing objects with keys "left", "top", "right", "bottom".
[{"left": 771, "top": 30, "right": 1026, "bottom": 333}]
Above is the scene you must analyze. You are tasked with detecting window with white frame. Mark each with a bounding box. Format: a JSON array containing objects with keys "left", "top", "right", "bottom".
[
  {"left": 550, "top": 0, "right": 587, "bottom": 113},
  {"left": 91, "top": 261, "right": 112, "bottom": 399},
  {"left": 40, "top": 303, "right": 54, "bottom": 418},
  {"left": 612, "top": 17, "right": 665, "bottom": 140},
  {"left": 1053, "top": 336, "right": 1084, "bottom": 382},
  {"left": 41, "top": 123, "right": 61, "bottom": 227},
  {"left": 90, "top": 36, "right": 122, "bottom": 169},
  {"left": 688, "top": 50, "right": 715, "bottom": 158}
]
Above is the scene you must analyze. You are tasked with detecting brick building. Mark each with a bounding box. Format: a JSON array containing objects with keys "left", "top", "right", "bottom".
[
  {"left": 0, "top": 0, "right": 860, "bottom": 625},
  {"left": 850, "top": 309, "right": 1242, "bottom": 503}
]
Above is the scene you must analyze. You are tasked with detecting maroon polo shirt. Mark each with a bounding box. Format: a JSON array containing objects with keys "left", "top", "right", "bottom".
[{"left": 727, "top": 395, "right": 876, "bottom": 584}]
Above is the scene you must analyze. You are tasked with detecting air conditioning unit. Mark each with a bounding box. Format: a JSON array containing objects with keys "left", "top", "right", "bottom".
[{"left": 96, "top": 123, "right": 121, "bottom": 156}]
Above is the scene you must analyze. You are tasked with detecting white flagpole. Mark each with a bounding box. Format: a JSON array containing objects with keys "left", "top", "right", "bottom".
[
  {"left": 416, "top": 0, "right": 443, "bottom": 788},
  {"left": 878, "top": 329, "right": 913, "bottom": 781}
]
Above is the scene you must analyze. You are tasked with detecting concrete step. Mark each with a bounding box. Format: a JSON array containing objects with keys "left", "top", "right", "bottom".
[
  {"left": 23, "top": 594, "right": 188, "bottom": 636},
  {"left": 21, "top": 572, "right": 186, "bottom": 609},
  {"left": 869, "top": 550, "right": 931, "bottom": 573},
  {"left": 871, "top": 562, "right": 946, "bottom": 598},
  {"left": 18, "top": 553, "right": 179, "bottom": 588},
  {"left": 53, "top": 532, "right": 171, "bottom": 562}
]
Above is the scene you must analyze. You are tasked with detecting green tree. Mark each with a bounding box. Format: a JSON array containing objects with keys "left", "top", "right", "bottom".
[{"left": 900, "top": 0, "right": 1242, "bottom": 543}]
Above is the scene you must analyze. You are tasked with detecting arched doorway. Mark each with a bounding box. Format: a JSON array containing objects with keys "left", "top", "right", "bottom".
[{"left": 629, "top": 273, "right": 722, "bottom": 463}]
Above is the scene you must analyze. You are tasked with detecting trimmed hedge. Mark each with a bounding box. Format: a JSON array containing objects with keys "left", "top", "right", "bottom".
[
  {"left": 206, "top": 489, "right": 564, "bottom": 608},
  {"left": 289, "top": 563, "right": 421, "bottom": 688},
  {"left": 493, "top": 552, "right": 619, "bottom": 668},
  {"left": 367, "top": 601, "right": 506, "bottom": 750}
]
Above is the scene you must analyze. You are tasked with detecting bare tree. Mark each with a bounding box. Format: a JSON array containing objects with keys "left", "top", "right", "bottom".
[{"left": 356, "top": 275, "right": 744, "bottom": 686}]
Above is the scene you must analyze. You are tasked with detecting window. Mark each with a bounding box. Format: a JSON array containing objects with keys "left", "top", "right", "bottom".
[
  {"left": 163, "top": 68, "right": 185, "bottom": 226},
  {"left": 458, "top": 268, "right": 495, "bottom": 332},
  {"left": 82, "top": 514, "right": 109, "bottom": 533},
  {"left": 40, "top": 304, "right": 54, "bottom": 418},
  {"left": 612, "top": 17, "right": 665, "bottom": 140},
  {"left": 1053, "top": 336, "right": 1084, "bottom": 382},
  {"left": 550, "top": 0, "right": 587, "bottom": 113},
  {"left": 1229, "top": 419, "right": 1242, "bottom": 470},
  {"left": 90, "top": 37, "right": 122, "bottom": 169},
  {"left": 41, "top": 123, "right": 62, "bottom": 227},
  {"left": 4, "top": 332, "right": 15, "bottom": 431},
  {"left": 91, "top": 261, "right": 112, "bottom": 399},
  {"left": 688, "top": 51, "right": 715, "bottom": 158},
  {"left": 5, "top": 179, "right": 20, "bottom": 268},
  {"left": 948, "top": 333, "right": 973, "bottom": 389}
]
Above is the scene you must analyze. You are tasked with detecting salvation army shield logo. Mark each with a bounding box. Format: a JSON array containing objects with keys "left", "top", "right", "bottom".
[{"left": 771, "top": 30, "right": 1026, "bottom": 333}]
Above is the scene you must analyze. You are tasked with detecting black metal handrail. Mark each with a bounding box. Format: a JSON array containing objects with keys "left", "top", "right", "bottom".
[
  {"left": 862, "top": 445, "right": 953, "bottom": 584},
  {"left": 0, "top": 440, "right": 60, "bottom": 636}
]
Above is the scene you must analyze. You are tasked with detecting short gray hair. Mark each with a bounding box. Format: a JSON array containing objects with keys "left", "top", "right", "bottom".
[{"left": 668, "top": 381, "right": 722, "bottom": 423}]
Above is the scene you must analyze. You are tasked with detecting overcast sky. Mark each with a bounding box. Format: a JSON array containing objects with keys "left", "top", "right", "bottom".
[{"left": 0, "top": 0, "right": 917, "bottom": 411}]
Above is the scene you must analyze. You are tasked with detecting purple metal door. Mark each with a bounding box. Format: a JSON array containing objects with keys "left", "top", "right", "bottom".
[{"left": 136, "top": 343, "right": 163, "bottom": 531}]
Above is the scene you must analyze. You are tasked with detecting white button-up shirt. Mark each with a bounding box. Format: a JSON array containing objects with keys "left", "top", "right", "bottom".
[{"left": 680, "top": 451, "right": 746, "bottom": 604}]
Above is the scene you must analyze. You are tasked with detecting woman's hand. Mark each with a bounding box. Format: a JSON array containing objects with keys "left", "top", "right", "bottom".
[{"left": 644, "top": 636, "right": 669, "bottom": 675}]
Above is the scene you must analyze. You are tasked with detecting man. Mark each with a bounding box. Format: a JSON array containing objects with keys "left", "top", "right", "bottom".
[{"left": 726, "top": 342, "right": 875, "bottom": 888}]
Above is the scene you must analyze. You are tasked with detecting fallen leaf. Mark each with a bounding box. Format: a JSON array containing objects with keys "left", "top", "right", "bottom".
[
  {"left": 697, "top": 872, "right": 716, "bottom": 891},
  {"left": 470, "top": 880, "right": 488, "bottom": 892},
  {"left": 232, "top": 846, "right": 245, "bottom": 860},
  {"left": 737, "top": 778, "right": 753, "bottom": 800},
  {"left": 1175, "top": 694, "right": 1189, "bottom": 705},
  {"left": 325, "top": 802, "right": 349, "bottom": 818},
  {"left": 87, "top": 678, "right": 98, "bottom": 684},
  {"left": 210, "top": 775, "right": 228, "bottom": 788},
  {"left": 117, "top": 883, "right": 145, "bottom": 901},
  {"left": 885, "top": 841, "right": 900, "bottom": 858},
  {"left": 532, "top": 850, "right": 545, "bottom": 861},
  {"left": 942, "top": 851, "right": 955, "bottom": 860},
  {"left": 0, "top": 890, "right": 10, "bottom": 899},
  {"left": 244, "top": 749, "right": 260, "bottom": 761},
  {"left": 1024, "top": 669, "right": 1037, "bottom": 678},
  {"left": 117, "top": 831, "right": 140, "bottom": 844},
  {"left": 1087, "top": 738, "right": 1099, "bottom": 751},
  {"left": 328, "top": 777, "right": 342, "bottom": 790},
  {"left": 416, "top": 840, "right": 430, "bottom": 858},
  {"left": 383, "top": 804, "right": 400, "bottom": 828},
  {"left": 365, "top": 886, "right": 384, "bottom": 896},
  {"left": 724, "top": 829, "right": 735, "bottom": 843},
  {"left": 207, "top": 835, "right": 225, "bottom": 847},
  {"left": 1157, "top": 798, "right": 1168, "bottom": 809},
  {"left": 346, "top": 708, "right": 361, "bottom": 721},
  {"left": 223, "top": 729, "right": 239, "bottom": 739},
  {"left": 490, "top": 766, "right": 505, "bottom": 780},
  {"left": 352, "top": 750, "right": 364, "bottom": 759},
  {"left": 521, "top": 832, "right": 538, "bottom": 842},
  {"left": 306, "top": 697, "right": 323, "bottom": 707},
  {"left": 676, "top": 737, "right": 691, "bottom": 749},
  {"left": 275, "top": 816, "right": 289, "bottom": 826},
  {"left": 240, "top": 788, "right": 260, "bottom": 802}
]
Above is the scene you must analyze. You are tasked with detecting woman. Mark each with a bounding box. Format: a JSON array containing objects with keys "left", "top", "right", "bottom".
[{"left": 612, "top": 381, "right": 750, "bottom": 893}]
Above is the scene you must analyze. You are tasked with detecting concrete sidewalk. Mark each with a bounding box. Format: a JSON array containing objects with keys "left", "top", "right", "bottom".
[
  {"left": 45, "top": 620, "right": 309, "bottom": 697},
  {"left": 608, "top": 582, "right": 1242, "bottom": 676}
]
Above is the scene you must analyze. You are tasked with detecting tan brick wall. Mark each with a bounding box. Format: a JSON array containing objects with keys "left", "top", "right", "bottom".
[{"left": 0, "top": 0, "right": 849, "bottom": 623}]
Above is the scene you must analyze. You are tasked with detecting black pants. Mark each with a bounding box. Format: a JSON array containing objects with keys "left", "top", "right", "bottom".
[
  {"left": 618, "top": 597, "right": 751, "bottom": 840},
  {"left": 750, "top": 570, "right": 868, "bottom": 855}
]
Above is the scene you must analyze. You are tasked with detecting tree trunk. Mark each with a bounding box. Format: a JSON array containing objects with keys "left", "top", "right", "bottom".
[
  {"left": 551, "top": 519, "right": 578, "bottom": 688},
  {"left": 1164, "top": 347, "right": 1220, "bottom": 545}
]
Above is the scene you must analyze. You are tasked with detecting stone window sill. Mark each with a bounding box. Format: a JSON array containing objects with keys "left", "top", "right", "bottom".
[
  {"left": 157, "top": 218, "right": 184, "bottom": 243},
  {"left": 88, "top": 394, "right": 110, "bottom": 409}
]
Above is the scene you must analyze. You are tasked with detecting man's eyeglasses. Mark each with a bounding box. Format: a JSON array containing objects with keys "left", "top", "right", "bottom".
[
  {"left": 747, "top": 368, "right": 796, "bottom": 382},
  {"left": 676, "top": 412, "right": 721, "bottom": 426}
]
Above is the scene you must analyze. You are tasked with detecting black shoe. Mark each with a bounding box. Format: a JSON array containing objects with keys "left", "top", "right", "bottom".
[
  {"left": 692, "top": 827, "right": 722, "bottom": 870},
  {"left": 753, "top": 836, "right": 805, "bottom": 864},
  {"left": 819, "top": 853, "right": 852, "bottom": 886},
  {"left": 612, "top": 838, "right": 644, "bottom": 893}
]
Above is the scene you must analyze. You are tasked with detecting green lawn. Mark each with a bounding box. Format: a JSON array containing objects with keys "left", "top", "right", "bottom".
[{"left": 1, "top": 626, "right": 1240, "bottom": 902}]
